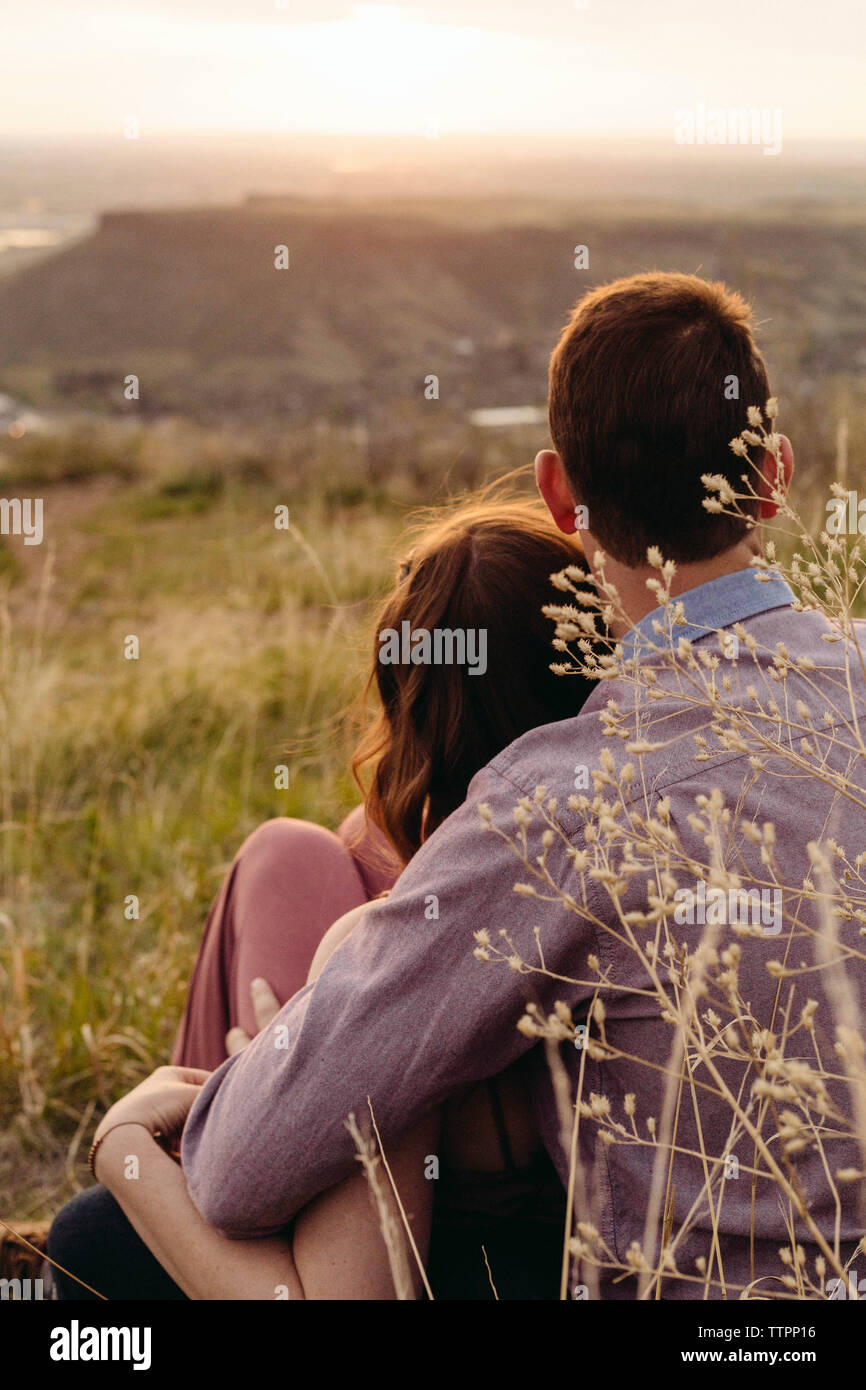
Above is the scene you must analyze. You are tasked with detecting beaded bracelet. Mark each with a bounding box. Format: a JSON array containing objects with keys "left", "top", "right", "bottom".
[{"left": 88, "top": 1122, "right": 163, "bottom": 1179}]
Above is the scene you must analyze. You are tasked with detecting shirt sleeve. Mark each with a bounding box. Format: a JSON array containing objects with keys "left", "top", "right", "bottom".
[{"left": 180, "top": 764, "right": 590, "bottom": 1236}]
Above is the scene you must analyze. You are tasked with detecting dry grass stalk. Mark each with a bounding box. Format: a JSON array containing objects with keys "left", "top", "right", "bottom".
[{"left": 345, "top": 1111, "right": 414, "bottom": 1300}]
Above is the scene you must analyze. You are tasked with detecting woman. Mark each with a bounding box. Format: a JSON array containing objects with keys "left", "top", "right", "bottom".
[{"left": 48, "top": 494, "right": 597, "bottom": 1300}]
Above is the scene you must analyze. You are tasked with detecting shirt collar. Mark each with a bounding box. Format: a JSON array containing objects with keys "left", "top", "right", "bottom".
[{"left": 618, "top": 568, "right": 796, "bottom": 660}]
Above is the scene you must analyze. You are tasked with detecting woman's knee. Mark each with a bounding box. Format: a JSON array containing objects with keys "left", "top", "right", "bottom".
[
  {"left": 236, "top": 817, "right": 347, "bottom": 878},
  {"left": 233, "top": 818, "right": 367, "bottom": 909}
]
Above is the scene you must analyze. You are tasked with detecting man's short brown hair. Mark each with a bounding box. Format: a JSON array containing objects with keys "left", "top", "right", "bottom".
[{"left": 548, "top": 272, "right": 772, "bottom": 566}]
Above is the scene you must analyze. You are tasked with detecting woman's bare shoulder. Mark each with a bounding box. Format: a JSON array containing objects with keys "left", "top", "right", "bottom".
[{"left": 306, "top": 896, "right": 388, "bottom": 982}]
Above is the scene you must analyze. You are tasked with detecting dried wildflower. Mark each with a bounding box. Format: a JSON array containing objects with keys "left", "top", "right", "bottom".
[
  {"left": 702, "top": 472, "right": 737, "bottom": 505},
  {"left": 625, "top": 1241, "right": 650, "bottom": 1272},
  {"left": 586, "top": 1093, "right": 610, "bottom": 1118},
  {"left": 516, "top": 1014, "right": 542, "bottom": 1038}
]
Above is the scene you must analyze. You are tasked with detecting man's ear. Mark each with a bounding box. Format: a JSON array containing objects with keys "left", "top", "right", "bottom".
[
  {"left": 535, "top": 449, "right": 577, "bottom": 534},
  {"left": 756, "top": 434, "right": 794, "bottom": 519}
]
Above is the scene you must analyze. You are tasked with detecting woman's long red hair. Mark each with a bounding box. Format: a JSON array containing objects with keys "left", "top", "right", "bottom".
[{"left": 352, "top": 495, "right": 594, "bottom": 866}]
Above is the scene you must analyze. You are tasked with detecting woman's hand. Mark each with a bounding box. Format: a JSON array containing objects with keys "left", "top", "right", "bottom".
[
  {"left": 225, "top": 977, "right": 282, "bottom": 1056},
  {"left": 93, "top": 1064, "right": 212, "bottom": 1150}
]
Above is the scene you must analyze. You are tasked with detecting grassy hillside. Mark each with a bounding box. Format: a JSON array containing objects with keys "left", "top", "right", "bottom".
[{"left": 1, "top": 201, "right": 866, "bottom": 420}]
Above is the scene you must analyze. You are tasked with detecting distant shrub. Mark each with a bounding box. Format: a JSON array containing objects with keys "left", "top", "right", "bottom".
[{"left": 1, "top": 422, "right": 143, "bottom": 486}]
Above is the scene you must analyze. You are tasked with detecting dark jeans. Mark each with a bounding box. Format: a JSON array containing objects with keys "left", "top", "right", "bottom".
[
  {"left": 48, "top": 1183, "right": 563, "bottom": 1300},
  {"left": 48, "top": 1184, "right": 187, "bottom": 1300}
]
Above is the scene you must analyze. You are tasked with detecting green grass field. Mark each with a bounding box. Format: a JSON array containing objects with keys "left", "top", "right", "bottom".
[{"left": 0, "top": 413, "right": 544, "bottom": 1218}]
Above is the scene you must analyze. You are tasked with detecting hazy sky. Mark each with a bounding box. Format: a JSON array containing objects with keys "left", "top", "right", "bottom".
[{"left": 2, "top": 0, "right": 864, "bottom": 141}]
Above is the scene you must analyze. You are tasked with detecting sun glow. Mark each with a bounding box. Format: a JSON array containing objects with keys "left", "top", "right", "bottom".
[
  {"left": 3, "top": 1, "right": 861, "bottom": 140},
  {"left": 83, "top": 4, "right": 500, "bottom": 135}
]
